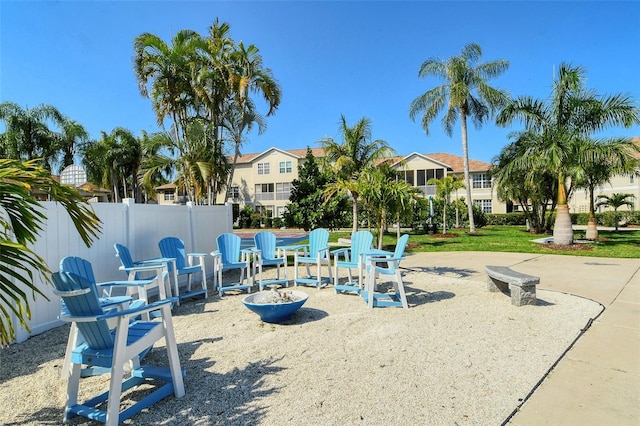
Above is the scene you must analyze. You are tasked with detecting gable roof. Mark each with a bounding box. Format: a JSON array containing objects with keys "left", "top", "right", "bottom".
[{"left": 233, "top": 147, "right": 325, "bottom": 164}]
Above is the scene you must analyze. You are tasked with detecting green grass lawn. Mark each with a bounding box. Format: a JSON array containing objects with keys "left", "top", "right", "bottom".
[{"left": 329, "top": 226, "right": 640, "bottom": 258}]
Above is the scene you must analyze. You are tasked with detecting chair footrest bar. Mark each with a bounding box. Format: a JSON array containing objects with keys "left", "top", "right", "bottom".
[{"left": 334, "top": 283, "right": 361, "bottom": 294}]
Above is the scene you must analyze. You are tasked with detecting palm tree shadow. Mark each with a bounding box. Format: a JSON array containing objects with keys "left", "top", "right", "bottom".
[
  {"left": 374, "top": 280, "right": 456, "bottom": 307},
  {"left": 14, "top": 337, "right": 287, "bottom": 425},
  {"left": 403, "top": 265, "right": 480, "bottom": 279}
]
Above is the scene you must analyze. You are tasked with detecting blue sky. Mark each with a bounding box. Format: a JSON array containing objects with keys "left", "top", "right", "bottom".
[{"left": 2, "top": 1, "right": 639, "bottom": 166}]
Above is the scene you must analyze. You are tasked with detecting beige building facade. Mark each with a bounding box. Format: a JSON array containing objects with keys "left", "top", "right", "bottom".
[
  {"left": 215, "top": 146, "right": 506, "bottom": 216},
  {"left": 156, "top": 140, "right": 640, "bottom": 216}
]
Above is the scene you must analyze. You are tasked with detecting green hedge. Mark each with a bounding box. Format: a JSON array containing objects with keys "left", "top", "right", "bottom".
[
  {"left": 485, "top": 212, "right": 527, "bottom": 226},
  {"left": 572, "top": 211, "right": 639, "bottom": 227}
]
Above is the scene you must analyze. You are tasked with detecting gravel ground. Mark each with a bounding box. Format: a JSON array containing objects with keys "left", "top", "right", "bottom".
[{"left": 0, "top": 266, "right": 602, "bottom": 425}]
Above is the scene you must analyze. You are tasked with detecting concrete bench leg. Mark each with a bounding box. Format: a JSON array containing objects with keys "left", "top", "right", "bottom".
[
  {"left": 487, "top": 276, "right": 508, "bottom": 293},
  {"left": 510, "top": 283, "right": 536, "bottom": 306}
]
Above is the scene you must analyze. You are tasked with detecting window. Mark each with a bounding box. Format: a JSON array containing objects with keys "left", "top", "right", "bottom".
[
  {"left": 227, "top": 186, "right": 239, "bottom": 200},
  {"left": 416, "top": 168, "right": 444, "bottom": 186},
  {"left": 474, "top": 199, "right": 492, "bottom": 213},
  {"left": 255, "top": 183, "right": 274, "bottom": 200},
  {"left": 279, "top": 161, "right": 292, "bottom": 174},
  {"left": 400, "top": 170, "right": 414, "bottom": 185},
  {"left": 276, "top": 182, "right": 291, "bottom": 200},
  {"left": 630, "top": 175, "right": 635, "bottom": 184},
  {"left": 257, "top": 162, "right": 270, "bottom": 175},
  {"left": 472, "top": 173, "right": 491, "bottom": 189},
  {"left": 163, "top": 191, "right": 175, "bottom": 201}
]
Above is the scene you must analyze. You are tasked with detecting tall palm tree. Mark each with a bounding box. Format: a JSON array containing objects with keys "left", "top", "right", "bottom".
[
  {"left": 0, "top": 159, "right": 100, "bottom": 346},
  {"left": 223, "top": 39, "right": 281, "bottom": 195},
  {"left": 321, "top": 115, "right": 393, "bottom": 234},
  {"left": 497, "top": 63, "right": 640, "bottom": 244},
  {"left": 133, "top": 29, "right": 201, "bottom": 145},
  {"left": 596, "top": 193, "right": 636, "bottom": 232},
  {"left": 409, "top": 43, "right": 509, "bottom": 233},
  {"left": 427, "top": 175, "right": 466, "bottom": 233},
  {"left": 0, "top": 102, "right": 65, "bottom": 170}
]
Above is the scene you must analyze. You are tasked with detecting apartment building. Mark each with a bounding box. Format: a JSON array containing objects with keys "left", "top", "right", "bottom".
[
  {"left": 157, "top": 139, "right": 640, "bottom": 215},
  {"left": 215, "top": 146, "right": 505, "bottom": 216}
]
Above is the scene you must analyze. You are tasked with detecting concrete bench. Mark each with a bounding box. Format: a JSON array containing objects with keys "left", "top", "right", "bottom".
[{"left": 485, "top": 265, "right": 539, "bottom": 306}]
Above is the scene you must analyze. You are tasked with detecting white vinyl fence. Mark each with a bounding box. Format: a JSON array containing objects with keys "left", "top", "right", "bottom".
[{"left": 9, "top": 199, "right": 232, "bottom": 343}]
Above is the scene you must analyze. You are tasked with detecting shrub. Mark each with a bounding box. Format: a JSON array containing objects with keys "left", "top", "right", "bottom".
[{"left": 486, "top": 212, "right": 527, "bottom": 226}]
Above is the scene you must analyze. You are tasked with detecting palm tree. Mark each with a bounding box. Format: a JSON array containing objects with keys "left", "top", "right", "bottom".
[
  {"left": 138, "top": 130, "right": 173, "bottom": 202},
  {"left": 321, "top": 115, "right": 393, "bottom": 234},
  {"left": 57, "top": 118, "right": 88, "bottom": 172},
  {"left": 360, "top": 164, "right": 421, "bottom": 248},
  {"left": 223, "top": 39, "right": 281, "bottom": 195},
  {"left": 573, "top": 138, "right": 639, "bottom": 239},
  {"left": 596, "top": 193, "right": 636, "bottom": 231},
  {"left": 0, "top": 159, "right": 100, "bottom": 346},
  {"left": 141, "top": 120, "right": 215, "bottom": 204},
  {"left": 427, "top": 175, "right": 466, "bottom": 233},
  {"left": 0, "top": 101, "right": 65, "bottom": 170},
  {"left": 497, "top": 63, "right": 640, "bottom": 245},
  {"left": 491, "top": 130, "right": 557, "bottom": 234},
  {"left": 133, "top": 29, "right": 201, "bottom": 145},
  {"left": 409, "top": 43, "right": 509, "bottom": 233}
]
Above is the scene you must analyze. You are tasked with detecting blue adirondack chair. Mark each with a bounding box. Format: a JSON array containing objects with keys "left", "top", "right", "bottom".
[
  {"left": 158, "top": 237, "right": 208, "bottom": 304},
  {"left": 332, "top": 230, "right": 374, "bottom": 294},
  {"left": 60, "top": 256, "right": 156, "bottom": 312},
  {"left": 52, "top": 271, "right": 184, "bottom": 426},
  {"left": 59, "top": 256, "right": 160, "bottom": 377},
  {"left": 253, "top": 231, "right": 289, "bottom": 291},
  {"left": 293, "top": 228, "right": 332, "bottom": 289},
  {"left": 361, "top": 234, "right": 410, "bottom": 308},
  {"left": 211, "top": 233, "right": 252, "bottom": 297},
  {"left": 114, "top": 243, "right": 171, "bottom": 301}
]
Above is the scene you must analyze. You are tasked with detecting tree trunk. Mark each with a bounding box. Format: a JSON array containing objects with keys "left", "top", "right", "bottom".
[
  {"left": 460, "top": 113, "right": 476, "bottom": 233},
  {"left": 553, "top": 204, "right": 574, "bottom": 245},
  {"left": 586, "top": 186, "right": 598, "bottom": 240},
  {"left": 442, "top": 202, "right": 447, "bottom": 234},
  {"left": 351, "top": 193, "right": 358, "bottom": 235},
  {"left": 553, "top": 174, "right": 573, "bottom": 245}
]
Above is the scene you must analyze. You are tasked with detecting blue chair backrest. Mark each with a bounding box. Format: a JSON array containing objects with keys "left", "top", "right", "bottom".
[
  {"left": 254, "top": 231, "right": 277, "bottom": 260},
  {"left": 114, "top": 243, "right": 135, "bottom": 269},
  {"left": 351, "top": 230, "right": 373, "bottom": 261},
  {"left": 394, "top": 234, "right": 410, "bottom": 259},
  {"left": 159, "top": 237, "right": 187, "bottom": 270},
  {"left": 387, "top": 234, "right": 409, "bottom": 273},
  {"left": 52, "top": 271, "right": 113, "bottom": 350},
  {"left": 217, "top": 233, "right": 242, "bottom": 264},
  {"left": 308, "top": 228, "right": 330, "bottom": 255},
  {"left": 60, "top": 256, "right": 97, "bottom": 284}
]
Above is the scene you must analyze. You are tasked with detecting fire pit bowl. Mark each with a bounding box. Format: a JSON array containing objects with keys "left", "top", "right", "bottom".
[{"left": 242, "top": 290, "right": 309, "bottom": 323}]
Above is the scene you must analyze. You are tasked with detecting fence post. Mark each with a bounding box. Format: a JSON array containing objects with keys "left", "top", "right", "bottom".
[
  {"left": 187, "top": 201, "right": 196, "bottom": 252},
  {"left": 123, "top": 198, "right": 134, "bottom": 249}
]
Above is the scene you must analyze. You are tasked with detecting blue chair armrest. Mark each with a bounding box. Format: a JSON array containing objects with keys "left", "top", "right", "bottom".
[
  {"left": 96, "top": 280, "right": 154, "bottom": 288},
  {"left": 99, "top": 297, "right": 177, "bottom": 320},
  {"left": 330, "top": 247, "right": 350, "bottom": 255}
]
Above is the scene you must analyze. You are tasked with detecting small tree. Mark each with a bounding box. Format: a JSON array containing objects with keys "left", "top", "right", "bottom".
[
  {"left": 284, "top": 148, "right": 349, "bottom": 231},
  {"left": 596, "top": 193, "right": 635, "bottom": 231},
  {"left": 427, "top": 175, "right": 465, "bottom": 233}
]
